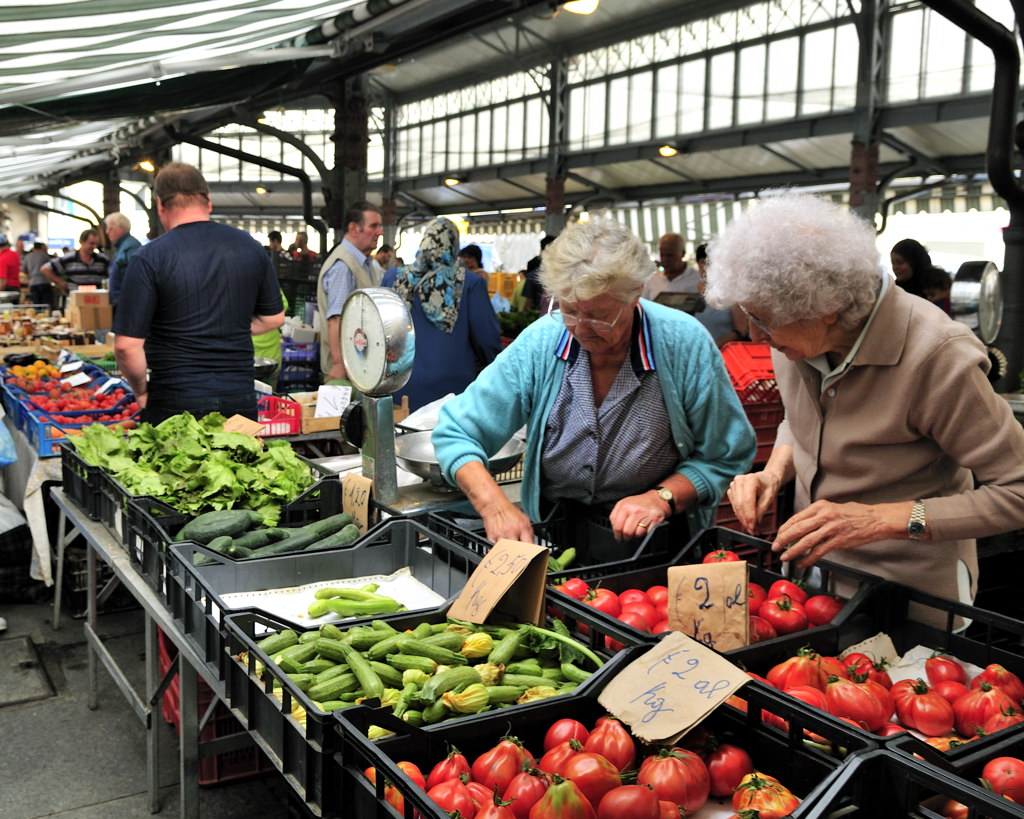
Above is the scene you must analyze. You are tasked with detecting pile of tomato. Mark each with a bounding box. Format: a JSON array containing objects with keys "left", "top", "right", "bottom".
[
  {"left": 751, "top": 646, "right": 1024, "bottom": 754},
  {"left": 369, "top": 713, "right": 802, "bottom": 818},
  {"left": 554, "top": 548, "right": 845, "bottom": 652},
  {"left": 30, "top": 386, "right": 130, "bottom": 414}
]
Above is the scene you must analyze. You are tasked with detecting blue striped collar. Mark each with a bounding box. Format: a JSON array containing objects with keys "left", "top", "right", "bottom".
[{"left": 553, "top": 303, "right": 656, "bottom": 374}]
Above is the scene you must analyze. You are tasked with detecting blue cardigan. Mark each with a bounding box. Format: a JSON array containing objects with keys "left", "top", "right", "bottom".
[{"left": 432, "top": 299, "right": 756, "bottom": 530}]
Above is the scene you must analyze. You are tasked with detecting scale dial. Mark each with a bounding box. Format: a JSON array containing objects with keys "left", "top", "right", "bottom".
[{"left": 339, "top": 288, "right": 415, "bottom": 396}]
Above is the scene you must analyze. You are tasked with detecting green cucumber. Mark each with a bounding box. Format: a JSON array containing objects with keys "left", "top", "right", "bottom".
[
  {"left": 255, "top": 629, "right": 298, "bottom": 656},
  {"left": 177, "top": 509, "right": 263, "bottom": 544},
  {"left": 226, "top": 544, "right": 253, "bottom": 559},
  {"left": 246, "top": 527, "right": 321, "bottom": 557},
  {"left": 304, "top": 513, "right": 355, "bottom": 538},
  {"left": 231, "top": 528, "right": 289, "bottom": 551},
  {"left": 304, "top": 524, "right": 361, "bottom": 552},
  {"left": 203, "top": 535, "right": 234, "bottom": 556}
]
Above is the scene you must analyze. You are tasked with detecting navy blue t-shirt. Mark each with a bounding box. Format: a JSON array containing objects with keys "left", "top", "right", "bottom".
[{"left": 113, "top": 221, "right": 282, "bottom": 398}]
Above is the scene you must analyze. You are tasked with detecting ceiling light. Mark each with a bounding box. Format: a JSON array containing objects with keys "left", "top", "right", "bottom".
[
  {"left": 255, "top": 185, "right": 271, "bottom": 195},
  {"left": 137, "top": 159, "right": 156, "bottom": 172},
  {"left": 444, "top": 176, "right": 462, "bottom": 187},
  {"left": 564, "top": 0, "right": 599, "bottom": 14},
  {"left": 658, "top": 144, "right": 679, "bottom": 158}
]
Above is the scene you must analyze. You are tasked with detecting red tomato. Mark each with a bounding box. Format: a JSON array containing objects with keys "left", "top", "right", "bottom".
[
  {"left": 748, "top": 614, "right": 777, "bottom": 644},
  {"left": 784, "top": 684, "right": 829, "bottom": 711},
  {"left": 503, "top": 770, "right": 550, "bottom": 819},
  {"left": 646, "top": 585, "right": 669, "bottom": 607},
  {"left": 560, "top": 752, "right": 622, "bottom": 811},
  {"left": 953, "top": 682, "right": 1019, "bottom": 737},
  {"left": 620, "top": 601, "right": 658, "bottom": 629},
  {"left": 876, "top": 722, "right": 908, "bottom": 737},
  {"left": 585, "top": 588, "right": 621, "bottom": 618},
  {"left": 473, "top": 738, "right": 532, "bottom": 795},
  {"left": 894, "top": 680, "right": 956, "bottom": 736},
  {"left": 618, "top": 589, "right": 651, "bottom": 607},
  {"left": 936, "top": 798, "right": 969, "bottom": 819},
  {"left": 604, "top": 610, "right": 651, "bottom": 652},
  {"left": 703, "top": 548, "right": 741, "bottom": 563},
  {"left": 983, "top": 703, "right": 1024, "bottom": 735},
  {"left": 428, "top": 777, "right": 477, "bottom": 817},
  {"left": 731, "top": 772, "right": 801, "bottom": 818},
  {"left": 544, "top": 719, "right": 590, "bottom": 752},
  {"left": 597, "top": 784, "right": 661, "bottom": 819},
  {"left": 651, "top": 619, "right": 672, "bottom": 634},
  {"left": 658, "top": 800, "right": 682, "bottom": 819},
  {"left": 477, "top": 791, "right": 519, "bottom": 819},
  {"left": 981, "top": 756, "right": 1024, "bottom": 803},
  {"left": 558, "top": 577, "right": 591, "bottom": 600},
  {"left": 804, "top": 594, "right": 843, "bottom": 626},
  {"left": 759, "top": 595, "right": 809, "bottom": 635},
  {"left": 395, "top": 760, "right": 425, "bottom": 789},
  {"left": 766, "top": 647, "right": 829, "bottom": 691},
  {"left": 747, "top": 582, "right": 768, "bottom": 615},
  {"left": 972, "top": 663, "right": 1024, "bottom": 703},
  {"left": 584, "top": 718, "right": 636, "bottom": 773},
  {"left": 925, "top": 654, "right": 968, "bottom": 687},
  {"left": 932, "top": 679, "right": 969, "bottom": 705},
  {"left": 636, "top": 748, "right": 710, "bottom": 812},
  {"left": 843, "top": 652, "right": 893, "bottom": 689},
  {"left": 706, "top": 742, "right": 754, "bottom": 797},
  {"left": 538, "top": 739, "right": 583, "bottom": 776},
  {"left": 767, "top": 579, "right": 808, "bottom": 605},
  {"left": 468, "top": 780, "right": 495, "bottom": 809},
  {"left": 817, "top": 655, "right": 851, "bottom": 681},
  {"left": 823, "top": 676, "right": 893, "bottom": 731},
  {"left": 528, "top": 776, "right": 595, "bottom": 819},
  {"left": 426, "top": 747, "right": 472, "bottom": 789}
]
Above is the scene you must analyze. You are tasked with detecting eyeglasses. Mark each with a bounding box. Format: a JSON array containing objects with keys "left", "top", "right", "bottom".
[
  {"left": 739, "top": 304, "right": 773, "bottom": 337},
  {"left": 550, "top": 301, "right": 628, "bottom": 332}
]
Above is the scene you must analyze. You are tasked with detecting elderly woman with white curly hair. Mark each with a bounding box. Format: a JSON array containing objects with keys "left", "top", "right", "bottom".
[
  {"left": 432, "top": 218, "right": 755, "bottom": 554},
  {"left": 705, "top": 192, "right": 1024, "bottom": 608}
]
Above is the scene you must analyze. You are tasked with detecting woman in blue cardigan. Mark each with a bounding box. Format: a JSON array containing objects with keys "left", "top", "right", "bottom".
[{"left": 432, "top": 218, "right": 755, "bottom": 552}]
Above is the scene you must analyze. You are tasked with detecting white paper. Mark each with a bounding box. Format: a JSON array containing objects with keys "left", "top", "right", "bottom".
[
  {"left": 59, "top": 360, "right": 83, "bottom": 374},
  {"left": 219, "top": 566, "right": 446, "bottom": 627},
  {"left": 61, "top": 371, "right": 92, "bottom": 387},
  {"left": 314, "top": 384, "right": 352, "bottom": 417}
]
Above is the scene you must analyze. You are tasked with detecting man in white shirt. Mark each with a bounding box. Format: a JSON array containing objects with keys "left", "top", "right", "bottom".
[{"left": 642, "top": 232, "right": 701, "bottom": 301}]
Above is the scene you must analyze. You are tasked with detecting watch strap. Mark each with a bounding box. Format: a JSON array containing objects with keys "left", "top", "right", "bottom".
[
  {"left": 907, "top": 499, "right": 926, "bottom": 540},
  {"left": 655, "top": 486, "right": 676, "bottom": 516}
]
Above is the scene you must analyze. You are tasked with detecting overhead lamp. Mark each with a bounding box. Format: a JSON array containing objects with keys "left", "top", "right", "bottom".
[
  {"left": 658, "top": 144, "right": 679, "bottom": 158},
  {"left": 137, "top": 159, "right": 156, "bottom": 172},
  {"left": 564, "top": 0, "right": 599, "bottom": 14},
  {"left": 255, "top": 185, "right": 271, "bottom": 195},
  {"left": 444, "top": 176, "right": 463, "bottom": 187}
]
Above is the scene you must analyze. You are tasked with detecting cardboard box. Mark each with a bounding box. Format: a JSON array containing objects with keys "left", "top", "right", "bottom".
[
  {"left": 67, "top": 304, "right": 113, "bottom": 330},
  {"left": 68, "top": 289, "right": 110, "bottom": 308},
  {"left": 288, "top": 325, "right": 318, "bottom": 344},
  {"left": 291, "top": 391, "right": 339, "bottom": 434}
]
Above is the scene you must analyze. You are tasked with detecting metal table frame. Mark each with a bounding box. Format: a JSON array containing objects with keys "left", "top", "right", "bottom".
[{"left": 49, "top": 486, "right": 226, "bottom": 818}]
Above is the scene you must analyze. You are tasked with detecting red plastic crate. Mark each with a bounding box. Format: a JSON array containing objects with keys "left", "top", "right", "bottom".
[
  {"left": 745, "top": 400, "right": 784, "bottom": 464},
  {"left": 157, "top": 629, "right": 274, "bottom": 786},
  {"left": 715, "top": 494, "right": 779, "bottom": 538},
  {"left": 256, "top": 394, "right": 302, "bottom": 436},
  {"left": 722, "top": 341, "right": 779, "bottom": 403}
]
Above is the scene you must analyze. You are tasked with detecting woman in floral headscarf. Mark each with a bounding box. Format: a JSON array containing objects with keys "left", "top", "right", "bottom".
[{"left": 382, "top": 217, "right": 502, "bottom": 410}]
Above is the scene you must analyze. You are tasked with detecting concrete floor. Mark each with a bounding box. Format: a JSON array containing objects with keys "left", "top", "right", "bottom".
[{"left": 0, "top": 599, "right": 310, "bottom": 819}]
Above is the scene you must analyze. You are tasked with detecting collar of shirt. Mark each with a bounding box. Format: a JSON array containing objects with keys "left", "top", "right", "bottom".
[
  {"left": 807, "top": 269, "right": 893, "bottom": 393},
  {"left": 553, "top": 303, "right": 656, "bottom": 375},
  {"left": 341, "top": 237, "right": 371, "bottom": 270}
]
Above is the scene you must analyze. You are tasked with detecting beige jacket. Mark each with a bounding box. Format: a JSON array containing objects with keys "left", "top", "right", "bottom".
[
  {"left": 774, "top": 285, "right": 1024, "bottom": 604},
  {"left": 316, "top": 242, "right": 379, "bottom": 375}
]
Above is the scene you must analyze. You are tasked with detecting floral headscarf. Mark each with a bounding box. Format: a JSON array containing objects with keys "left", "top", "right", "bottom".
[{"left": 393, "top": 217, "right": 465, "bottom": 333}]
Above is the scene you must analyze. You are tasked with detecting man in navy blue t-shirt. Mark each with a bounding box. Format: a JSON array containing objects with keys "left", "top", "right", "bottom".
[{"left": 113, "top": 162, "right": 284, "bottom": 425}]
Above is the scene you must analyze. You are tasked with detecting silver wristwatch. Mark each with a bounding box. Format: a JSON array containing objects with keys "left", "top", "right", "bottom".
[{"left": 907, "top": 499, "right": 926, "bottom": 541}]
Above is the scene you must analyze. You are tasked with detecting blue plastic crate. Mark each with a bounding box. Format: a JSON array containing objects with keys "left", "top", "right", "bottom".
[
  {"left": 281, "top": 338, "right": 319, "bottom": 364},
  {"left": 22, "top": 407, "right": 139, "bottom": 458}
]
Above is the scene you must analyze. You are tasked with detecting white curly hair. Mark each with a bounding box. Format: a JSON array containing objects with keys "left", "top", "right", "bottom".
[{"left": 704, "top": 193, "right": 882, "bottom": 329}]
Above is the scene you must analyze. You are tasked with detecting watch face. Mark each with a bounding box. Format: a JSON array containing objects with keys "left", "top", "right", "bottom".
[
  {"left": 658, "top": 488, "right": 673, "bottom": 502},
  {"left": 340, "top": 291, "right": 388, "bottom": 393}
]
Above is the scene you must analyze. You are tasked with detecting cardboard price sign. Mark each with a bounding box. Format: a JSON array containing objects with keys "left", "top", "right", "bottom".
[
  {"left": 342, "top": 472, "right": 374, "bottom": 533},
  {"left": 598, "top": 631, "right": 750, "bottom": 744},
  {"left": 224, "top": 414, "right": 265, "bottom": 437},
  {"left": 667, "top": 562, "right": 749, "bottom": 651},
  {"left": 448, "top": 539, "right": 548, "bottom": 626}
]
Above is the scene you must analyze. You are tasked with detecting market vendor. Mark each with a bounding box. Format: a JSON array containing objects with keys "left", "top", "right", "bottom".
[
  {"left": 706, "top": 192, "right": 1024, "bottom": 608},
  {"left": 432, "top": 218, "right": 755, "bottom": 548}
]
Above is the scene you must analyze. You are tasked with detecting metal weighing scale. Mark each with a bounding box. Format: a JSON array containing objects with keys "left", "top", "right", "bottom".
[{"left": 338, "top": 287, "right": 523, "bottom": 516}]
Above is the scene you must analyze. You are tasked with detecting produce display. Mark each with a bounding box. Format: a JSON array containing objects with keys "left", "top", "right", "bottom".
[
  {"left": 67, "top": 411, "right": 316, "bottom": 522},
  {"left": 239, "top": 615, "right": 607, "bottom": 726},
  {"left": 180, "top": 508, "right": 359, "bottom": 559}
]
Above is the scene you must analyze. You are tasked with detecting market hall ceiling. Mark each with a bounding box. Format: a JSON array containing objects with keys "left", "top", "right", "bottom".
[{"left": 0, "top": 0, "right": 1004, "bottom": 213}]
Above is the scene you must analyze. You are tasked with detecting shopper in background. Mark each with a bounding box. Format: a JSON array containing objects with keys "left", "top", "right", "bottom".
[
  {"left": 113, "top": 162, "right": 284, "bottom": 425},
  {"left": 890, "top": 238, "right": 940, "bottom": 300},
  {"left": 433, "top": 218, "right": 754, "bottom": 547},
  {"left": 0, "top": 235, "right": 19, "bottom": 293},
  {"left": 21, "top": 242, "right": 52, "bottom": 307},
  {"left": 521, "top": 234, "right": 556, "bottom": 311},
  {"left": 706, "top": 193, "right": 1024, "bottom": 616},
  {"left": 642, "top": 232, "right": 701, "bottom": 302},
  {"left": 373, "top": 243, "right": 395, "bottom": 278},
  {"left": 104, "top": 212, "right": 142, "bottom": 317},
  {"left": 692, "top": 243, "right": 747, "bottom": 347},
  {"left": 383, "top": 217, "right": 501, "bottom": 410},
  {"left": 41, "top": 228, "right": 108, "bottom": 297},
  {"left": 253, "top": 289, "right": 289, "bottom": 390},
  {"left": 287, "top": 231, "right": 317, "bottom": 260},
  {"left": 316, "top": 200, "right": 384, "bottom": 382}
]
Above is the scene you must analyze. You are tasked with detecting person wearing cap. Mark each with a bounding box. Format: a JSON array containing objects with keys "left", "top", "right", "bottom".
[
  {"left": 22, "top": 242, "right": 52, "bottom": 307},
  {"left": 0, "top": 235, "right": 19, "bottom": 293},
  {"left": 104, "top": 212, "right": 142, "bottom": 316}
]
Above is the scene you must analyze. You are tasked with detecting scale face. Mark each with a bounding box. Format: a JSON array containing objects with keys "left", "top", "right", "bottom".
[{"left": 339, "top": 288, "right": 414, "bottom": 396}]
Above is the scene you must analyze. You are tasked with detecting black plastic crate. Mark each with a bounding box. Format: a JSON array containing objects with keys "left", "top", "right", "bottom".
[
  {"left": 60, "top": 440, "right": 105, "bottom": 522},
  {"left": 335, "top": 656, "right": 878, "bottom": 819},
  {"left": 220, "top": 596, "right": 649, "bottom": 816},
  {"left": 729, "top": 580, "right": 1024, "bottom": 764},
  {"left": 123, "top": 469, "right": 341, "bottom": 597},
  {"left": 544, "top": 526, "right": 881, "bottom": 654},
  {"left": 61, "top": 547, "right": 138, "bottom": 619},
  {"left": 803, "top": 747, "right": 1024, "bottom": 818},
  {"left": 166, "top": 516, "right": 485, "bottom": 685}
]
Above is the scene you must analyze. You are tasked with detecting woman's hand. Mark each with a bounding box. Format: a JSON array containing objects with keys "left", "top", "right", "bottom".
[
  {"left": 481, "top": 504, "right": 536, "bottom": 544},
  {"left": 455, "top": 460, "right": 535, "bottom": 544},
  {"left": 772, "top": 499, "right": 914, "bottom": 568},
  {"left": 609, "top": 492, "right": 667, "bottom": 541},
  {"left": 726, "top": 471, "right": 782, "bottom": 535}
]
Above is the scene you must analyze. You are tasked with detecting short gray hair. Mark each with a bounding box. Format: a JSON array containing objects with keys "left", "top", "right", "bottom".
[
  {"left": 704, "top": 193, "right": 882, "bottom": 328},
  {"left": 105, "top": 212, "right": 130, "bottom": 232},
  {"left": 539, "top": 218, "right": 653, "bottom": 303}
]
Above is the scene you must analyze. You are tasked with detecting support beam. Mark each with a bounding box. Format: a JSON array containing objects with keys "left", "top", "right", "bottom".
[
  {"left": 544, "top": 55, "right": 569, "bottom": 237},
  {"left": 849, "top": 0, "right": 888, "bottom": 221}
]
